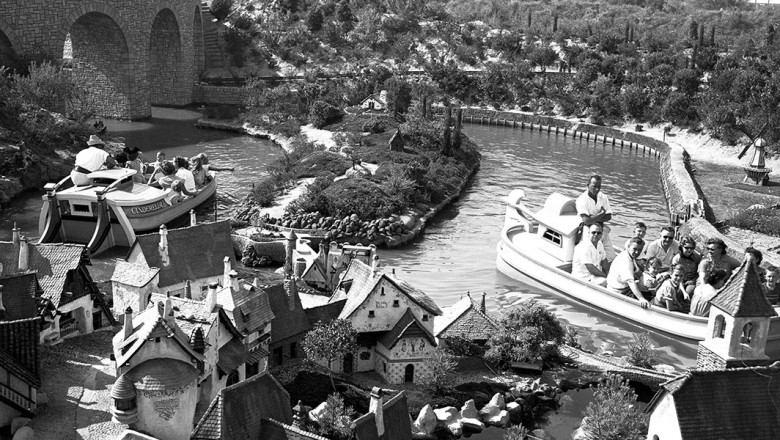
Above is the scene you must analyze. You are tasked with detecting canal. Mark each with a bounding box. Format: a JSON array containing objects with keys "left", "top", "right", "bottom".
[{"left": 0, "top": 107, "right": 697, "bottom": 369}]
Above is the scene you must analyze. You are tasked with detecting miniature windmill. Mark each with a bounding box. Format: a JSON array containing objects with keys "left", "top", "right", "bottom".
[{"left": 737, "top": 122, "right": 773, "bottom": 185}]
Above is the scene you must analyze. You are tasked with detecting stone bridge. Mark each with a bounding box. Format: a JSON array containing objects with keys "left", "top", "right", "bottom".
[{"left": 0, "top": 0, "right": 208, "bottom": 120}]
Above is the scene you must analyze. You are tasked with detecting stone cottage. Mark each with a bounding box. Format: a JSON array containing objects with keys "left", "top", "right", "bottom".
[
  {"left": 435, "top": 292, "right": 498, "bottom": 347},
  {"left": 0, "top": 317, "right": 41, "bottom": 430},
  {"left": 111, "top": 260, "right": 160, "bottom": 318},
  {"left": 360, "top": 90, "right": 388, "bottom": 112},
  {"left": 0, "top": 227, "right": 115, "bottom": 344},
  {"left": 291, "top": 234, "right": 377, "bottom": 293},
  {"left": 645, "top": 259, "right": 780, "bottom": 440},
  {"left": 121, "top": 221, "right": 235, "bottom": 303},
  {"left": 326, "top": 259, "right": 443, "bottom": 384}
]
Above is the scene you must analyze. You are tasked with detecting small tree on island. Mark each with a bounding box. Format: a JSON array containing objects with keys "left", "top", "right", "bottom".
[
  {"left": 313, "top": 393, "right": 356, "bottom": 440},
  {"left": 580, "top": 374, "right": 647, "bottom": 440},
  {"left": 484, "top": 300, "right": 565, "bottom": 369},
  {"left": 302, "top": 319, "right": 358, "bottom": 390}
]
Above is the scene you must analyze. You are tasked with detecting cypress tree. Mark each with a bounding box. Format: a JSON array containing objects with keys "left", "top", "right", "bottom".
[
  {"left": 768, "top": 24, "right": 776, "bottom": 47},
  {"left": 698, "top": 25, "right": 705, "bottom": 47},
  {"left": 710, "top": 26, "right": 716, "bottom": 46},
  {"left": 553, "top": 14, "right": 558, "bottom": 33},
  {"left": 527, "top": 10, "right": 532, "bottom": 29},
  {"left": 625, "top": 23, "right": 630, "bottom": 43},
  {"left": 629, "top": 26, "right": 634, "bottom": 43},
  {"left": 454, "top": 108, "right": 463, "bottom": 149},
  {"left": 443, "top": 107, "right": 452, "bottom": 156},
  {"left": 689, "top": 20, "right": 698, "bottom": 42},
  {"left": 421, "top": 96, "right": 427, "bottom": 118}
]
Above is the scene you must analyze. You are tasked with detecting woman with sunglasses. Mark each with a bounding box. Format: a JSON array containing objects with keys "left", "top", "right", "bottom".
[
  {"left": 671, "top": 236, "right": 702, "bottom": 296},
  {"left": 697, "top": 237, "right": 741, "bottom": 285}
]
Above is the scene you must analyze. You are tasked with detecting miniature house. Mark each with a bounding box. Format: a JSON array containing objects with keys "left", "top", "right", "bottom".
[
  {"left": 0, "top": 317, "right": 41, "bottom": 428},
  {"left": 435, "top": 292, "right": 497, "bottom": 347},
  {"left": 360, "top": 90, "right": 388, "bottom": 112}
]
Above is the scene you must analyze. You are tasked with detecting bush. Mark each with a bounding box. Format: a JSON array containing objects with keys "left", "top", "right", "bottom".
[
  {"left": 251, "top": 180, "right": 277, "bottom": 207},
  {"left": 321, "top": 178, "right": 399, "bottom": 219},
  {"left": 308, "top": 100, "right": 343, "bottom": 128},
  {"left": 210, "top": 0, "right": 234, "bottom": 21},
  {"left": 220, "top": 26, "right": 251, "bottom": 67},
  {"left": 361, "top": 117, "right": 386, "bottom": 133},
  {"left": 626, "top": 332, "right": 656, "bottom": 368},
  {"left": 442, "top": 336, "right": 482, "bottom": 356},
  {"left": 294, "top": 151, "right": 351, "bottom": 177},
  {"left": 232, "top": 14, "right": 253, "bottom": 31},
  {"left": 306, "top": 8, "right": 324, "bottom": 32},
  {"left": 726, "top": 208, "right": 780, "bottom": 236},
  {"left": 313, "top": 393, "right": 356, "bottom": 440},
  {"left": 12, "top": 61, "right": 80, "bottom": 113},
  {"left": 581, "top": 375, "right": 647, "bottom": 440},
  {"left": 484, "top": 300, "right": 565, "bottom": 369},
  {"left": 419, "top": 348, "right": 458, "bottom": 394}
]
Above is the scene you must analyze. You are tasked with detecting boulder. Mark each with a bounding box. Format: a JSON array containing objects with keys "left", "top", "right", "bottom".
[
  {"left": 10, "top": 418, "right": 30, "bottom": 435},
  {"left": 434, "top": 406, "right": 462, "bottom": 436},
  {"left": 11, "top": 426, "right": 33, "bottom": 440},
  {"left": 506, "top": 401, "right": 522, "bottom": 413},
  {"left": 308, "top": 401, "right": 331, "bottom": 425},
  {"left": 413, "top": 404, "right": 438, "bottom": 435},
  {"left": 460, "top": 417, "right": 484, "bottom": 432},
  {"left": 531, "top": 428, "right": 552, "bottom": 439},
  {"left": 460, "top": 399, "right": 479, "bottom": 419},
  {"left": 488, "top": 410, "right": 510, "bottom": 427},
  {"left": 479, "top": 393, "right": 506, "bottom": 421}
]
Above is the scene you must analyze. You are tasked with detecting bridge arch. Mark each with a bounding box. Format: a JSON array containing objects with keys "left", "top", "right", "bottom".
[
  {"left": 193, "top": 3, "right": 205, "bottom": 82},
  {"left": 149, "top": 3, "right": 187, "bottom": 107},
  {"left": 0, "top": 17, "right": 21, "bottom": 70},
  {"left": 60, "top": 3, "right": 135, "bottom": 119}
]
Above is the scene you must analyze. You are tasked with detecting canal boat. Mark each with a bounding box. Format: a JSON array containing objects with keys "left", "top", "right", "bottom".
[
  {"left": 496, "top": 189, "right": 780, "bottom": 344},
  {"left": 38, "top": 168, "right": 216, "bottom": 255}
]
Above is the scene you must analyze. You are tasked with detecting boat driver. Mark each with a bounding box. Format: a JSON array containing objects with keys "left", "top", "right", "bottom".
[
  {"left": 71, "top": 135, "right": 116, "bottom": 186},
  {"left": 576, "top": 174, "right": 616, "bottom": 260},
  {"left": 572, "top": 223, "right": 609, "bottom": 287}
]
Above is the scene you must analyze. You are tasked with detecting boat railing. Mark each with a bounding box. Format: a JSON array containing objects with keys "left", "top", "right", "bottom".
[{"left": 505, "top": 200, "right": 538, "bottom": 233}]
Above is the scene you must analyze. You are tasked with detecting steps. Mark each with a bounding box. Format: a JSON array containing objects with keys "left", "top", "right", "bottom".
[{"left": 200, "top": 1, "right": 230, "bottom": 70}]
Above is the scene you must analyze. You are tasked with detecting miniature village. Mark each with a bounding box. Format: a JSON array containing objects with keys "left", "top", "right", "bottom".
[{"left": 1, "top": 211, "right": 779, "bottom": 440}]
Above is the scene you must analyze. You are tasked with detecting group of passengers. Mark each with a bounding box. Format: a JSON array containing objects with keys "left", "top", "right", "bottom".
[
  {"left": 71, "top": 135, "right": 231, "bottom": 196},
  {"left": 571, "top": 174, "right": 779, "bottom": 317}
]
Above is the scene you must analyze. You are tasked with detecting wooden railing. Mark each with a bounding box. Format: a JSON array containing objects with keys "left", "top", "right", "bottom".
[{"left": 0, "top": 383, "right": 36, "bottom": 414}]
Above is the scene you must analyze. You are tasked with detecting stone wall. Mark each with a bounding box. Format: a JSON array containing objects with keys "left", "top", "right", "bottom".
[{"left": 192, "top": 85, "right": 248, "bottom": 105}]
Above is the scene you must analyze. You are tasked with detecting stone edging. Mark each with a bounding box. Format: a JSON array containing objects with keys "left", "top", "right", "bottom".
[{"left": 458, "top": 108, "right": 765, "bottom": 263}]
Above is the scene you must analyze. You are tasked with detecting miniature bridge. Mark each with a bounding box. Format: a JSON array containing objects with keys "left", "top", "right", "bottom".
[{"left": 0, "top": 0, "right": 208, "bottom": 120}]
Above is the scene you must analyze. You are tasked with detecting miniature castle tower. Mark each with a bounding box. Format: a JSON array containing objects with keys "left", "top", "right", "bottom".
[{"left": 696, "top": 260, "right": 778, "bottom": 370}]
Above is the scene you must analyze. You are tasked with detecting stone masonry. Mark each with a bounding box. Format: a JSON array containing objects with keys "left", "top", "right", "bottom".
[{"left": 0, "top": 0, "right": 204, "bottom": 119}]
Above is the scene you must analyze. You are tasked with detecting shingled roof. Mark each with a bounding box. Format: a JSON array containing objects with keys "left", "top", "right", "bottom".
[
  {"left": 334, "top": 260, "right": 442, "bottom": 320},
  {"left": 111, "top": 260, "right": 159, "bottom": 288},
  {"left": 266, "top": 282, "right": 311, "bottom": 344},
  {"left": 0, "top": 317, "right": 41, "bottom": 388},
  {"left": 130, "top": 220, "right": 235, "bottom": 288},
  {"left": 435, "top": 294, "right": 497, "bottom": 340},
  {"left": 711, "top": 260, "right": 777, "bottom": 318},
  {"left": 191, "top": 372, "right": 293, "bottom": 440},
  {"left": 378, "top": 308, "right": 437, "bottom": 349},
  {"left": 216, "top": 283, "right": 274, "bottom": 336},
  {"left": 0, "top": 241, "right": 88, "bottom": 308},
  {"left": 646, "top": 363, "right": 780, "bottom": 439},
  {"left": 354, "top": 391, "right": 412, "bottom": 440},
  {"left": 146, "top": 293, "right": 242, "bottom": 340},
  {"left": 1, "top": 273, "right": 40, "bottom": 321}
]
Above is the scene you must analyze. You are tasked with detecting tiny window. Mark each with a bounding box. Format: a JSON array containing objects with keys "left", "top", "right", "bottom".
[
  {"left": 368, "top": 310, "right": 375, "bottom": 318},
  {"left": 73, "top": 204, "right": 90, "bottom": 213},
  {"left": 155, "top": 337, "right": 161, "bottom": 343},
  {"left": 383, "top": 362, "right": 387, "bottom": 372},
  {"left": 422, "top": 314, "right": 429, "bottom": 321},
  {"left": 541, "top": 229, "right": 562, "bottom": 247},
  {"left": 290, "top": 342, "right": 298, "bottom": 358},
  {"left": 741, "top": 322, "right": 754, "bottom": 345},
  {"left": 381, "top": 287, "right": 385, "bottom": 296},
  {"left": 359, "top": 351, "right": 371, "bottom": 360},
  {"left": 393, "top": 299, "right": 399, "bottom": 307},
  {"left": 713, "top": 315, "right": 726, "bottom": 339}
]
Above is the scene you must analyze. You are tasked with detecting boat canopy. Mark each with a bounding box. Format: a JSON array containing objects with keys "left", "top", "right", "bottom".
[{"left": 534, "top": 193, "right": 581, "bottom": 237}]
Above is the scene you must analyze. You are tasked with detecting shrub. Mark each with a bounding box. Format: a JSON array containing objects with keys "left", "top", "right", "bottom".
[
  {"left": 232, "top": 14, "right": 253, "bottom": 31},
  {"left": 220, "top": 27, "right": 251, "bottom": 67},
  {"left": 504, "top": 425, "right": 530, "bottom": 440},
  {"left": 321, "top": 178, "right": 398, "bottom": 219},
  {"left": 313, "top": 393, "right": 356, "bottom": 440},
  {"left": 726, "top": 208, "right": 780, "bottom": 236},
  {"left": 626, "top": 332, "right": 656, "bottom": 369},
  {"left": 361, "top": 117, "right": 386, "bottom": 133},
  {"left": 306, "top": 8, "right": 324, "bottom": 32},
  {"left": 420, "top": 348, "right": 458, "bottom": 394},
  {"left": 210, "top": 0, "right": 234, "bottom": 21},
  {"left": 12, "top": 61, "right": 79, "bottom": 112},
  {"left": 308, "top": 100, "right": 343, "bottom": 128},
  {"left": 442, "top": 336, "right": 481, "bottom": 357},
  {"left": 294, "top": 151, "right": 351, "bottom": 177},
  {"left": 484, "top": 300, "right": 565, "bottom": 369},
  {"left": 286, "top": 173, "right": 335, "bottom": 214},
  {"left": 581, "top": 375, "right": 647, "bottom": 440},
  {"left": 251, "top": 179, "right": 277, "bottom": 207}
]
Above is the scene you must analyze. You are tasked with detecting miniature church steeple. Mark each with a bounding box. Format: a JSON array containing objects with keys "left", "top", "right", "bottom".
[{"left": 697, "top": 259, "right": 778, "bottom": 370}]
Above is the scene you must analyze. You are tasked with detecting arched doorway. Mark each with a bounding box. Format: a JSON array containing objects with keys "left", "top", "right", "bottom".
[
  {"left": 192, "top": 4, "right": 205, "bottom": 82},
  {"left": 342, "top": 353, "right": 354, "bottom": 374},
  {"left": 149, "top": 8, "right": 183, "bottom": 106},
  {"left": 0, "top": 30, "right": 17, "bottom": 70},
  {"left": 404, "top": 364, "right": 414, "bottom": 383},
  {"left": 66, "top": 12, "right": 132, "bottom": 119}
]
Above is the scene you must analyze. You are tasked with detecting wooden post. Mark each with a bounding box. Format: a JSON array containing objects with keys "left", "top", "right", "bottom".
[{"left": 443, "top": 106, "right": 452, "bottom": 156}]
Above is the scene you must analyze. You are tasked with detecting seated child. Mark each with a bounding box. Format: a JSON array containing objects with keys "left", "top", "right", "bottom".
[
  {"left": 641, "top": 257, "right": 664, "bottom": 293},
  {"left": 763, "top": 265, "right": 780, "bottom": 306},
  {"left": 653, "top": 265, "right": 690, "bottom": 313}
]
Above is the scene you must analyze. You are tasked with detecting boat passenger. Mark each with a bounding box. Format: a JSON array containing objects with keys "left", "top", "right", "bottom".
[
  {"left": 640, "top": 257, "right": 664, "bottom": 293},
  {"left": 198, "top": 153, "right": 234, "bottom": 172},
  {"left": 576, "top": 175, "right": 616, "bottom": 260},
  {"left": 689, "top": 269, "right": 728, "bottom": 317},
  {"left": 125, "top": 146, "right": 145, "bottom": 184},
  {"left": 744, "top": 246, "right": 766, "bottom": 281},
  {"left": 697, "top": 238, "right": 741, "bottom": 285},
  {"left": 155, "top": 161, "right": 195, "bottom": 197},
  {"left": 190, "top": 154, "right": 208, "bottom": 189},
  {"left": 643, "top": 226, "right": 679, "bottom": 270},
  {"left": 671, "top": 236, "right": 701, "bottom": 297},
  {"left": 653, "top": 265, "right": 690, "bottom": 313},
  {"left": 115, "top": 152, "right": 128, "bottom": 169},
  {"left": 606, "top": 237, "right": 650, "bottom": 308},
  {"left": 70, "top": 135, "right": 117, "bottom": 186},
  {"left": 572, "top": 223, "right": 609, "bottom": 287},
  {"left": 147, "top": 151, "right": 166, "bottom": 183},
  {"left": 174, "top": 156, "right": 197, "bottom": 193},
  {"left": 623, "top": 222, "right": 647, "bottom": 249},
  {"left": 763, "top": 266, "right": 780, "bottom": 306}
]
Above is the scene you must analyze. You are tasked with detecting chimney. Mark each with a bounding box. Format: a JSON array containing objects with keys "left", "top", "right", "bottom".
[
  {"left": 480, "top": 292, "right": 486, "bottom": 314},
  {"left": 379, "top": 90, "right": 387, "bottom": 104},
  {"left": 292, "top": 400, "right": 307, "bottom": 430},
  {"left": 11, "top": 223, "right": 19, "bottom": 247},
  {"left": 372, "top": 255, "right": 379, "bottom": 277},
  {"left": 185, "top": 280, "right": 192, "bottom": 299},
  {"left": 252, "top": 277, "right": 260, "bottom": 288},
  {"left": 0, "top": 285, "right": 5, "bottom": 320},
  {"left": 284, "top": 231, "right": 297, "bottom": 276},
  {"left": 295, "top": 258, "right": 307, "bottom": 278},
  {"left": 190, "top": 209, "right": 197, "bottom": 226},
  {"left": 206, "top": 282, "right": 218, "bottom": 312},
  {"left": 123, "top": 307, "right": 133, "bottom": 340},
  {"left": 369, "top": 387, "right": 385, "bottom": 437},
  {"left": 222, "top": 256, "right": 231, "bottom": 288},
  {"left": 158, "top": 225, "right": 169, "bottom": 266},
  {"left": 285, "top": 276, "right": 297, "bottom": 311},
  {"left": 163, "top": 292, "right": 173, "bottom": 324},
  {"left": 230, "top": 270, "right": 239, "bottom": 292},
  {"left": 18, "top": 236, "right": 29, "bottom": 272}
]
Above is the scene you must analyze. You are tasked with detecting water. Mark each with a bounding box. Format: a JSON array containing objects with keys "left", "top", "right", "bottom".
[{"left": 0, "top": 109, "right": 697, "bottom": 370}]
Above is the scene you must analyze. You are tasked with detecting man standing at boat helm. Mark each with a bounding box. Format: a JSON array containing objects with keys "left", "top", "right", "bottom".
[
  {"left": 71, "top": 135, "right": 116, "bottom": 186},
  {"left": 576, "top": 175, "right": 616, "bottom": 260}
]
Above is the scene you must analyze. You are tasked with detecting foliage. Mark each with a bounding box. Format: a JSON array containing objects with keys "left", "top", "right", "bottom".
[
  {"left": 504, "top": 425, "right": 530, "bottom": 440},
  {"left": 320, "top": 178, "right": 402, "bottom": 219},
  {"left": 726, "top": 208, "right": 780, "bottom": 236},
  {"left": 313, "top": 393, "right": 356, "bottom": 440},
  {"left": 306, "top": 7, "right": 324, "bottom": 32},
  {"left": 201, "top": 104, "right": 241, "bottom": 120},
  {"left": 11, "top": 61, "right": 92, "bottom": 119},
  {"left": 484, "top": 300, "right": 565, "bottom": 369},
  {"left": 251, "top": 180, "right": 277, "bottom": 207},
  {"left": 442, "top": 335, "right": 481, "bottom": 356},
  {"left": 210, "top": 0, "right": 234, "bottom": 21},
  {"left": 626, "top": 332, "right": 656, "bottom": 369},
  {"left": 220, "top": 26, "right": 252, "bottom": 67},
  {"left": 294, "top": 151, "right": 351, "bottom": 178},
  {"left": 581, "top": 375, "right": 648, "bottom": 440},
  {"left": 309, "top": 100, "right": 343, "bottom": 128},
  {"left": 420, "top": 348, "right": 458, "bottom": 394},
  {"left": 302, "top": 319, "right": 358, "bottom": 390}
]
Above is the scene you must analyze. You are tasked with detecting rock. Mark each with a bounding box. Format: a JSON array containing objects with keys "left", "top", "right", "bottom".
[
  {"left": 654, "top": 364, "right": 677, "bottom": 375},
  {"left": 434, "top": 406, "right": 462, "bottom": 436},
  {"left": 531, "top": 428, "right": 551, "bottom": 439},
  {"left": 572, "top": 425, "right": 588, "bottom": 440},
  {"left": 478, "top": 394, "right": 505, "bottom": 421},
  {"left": 460, "top": 399, "right": 479, "bottom": 419},
  {"left": 487, "top": 393, "right": 505, "bottom": 409},
  {"left": 10, "top": 418, "right": 30, "bottom": 435},
  {"left": 506, "top": 401, "right": 522, "bottom": 413},
  {"left": 309, "top": 401, "right": 331, "bottom": 425},
  {"left": 413, "top": 404, "right": 438, "bottom": 435},
  {"left": 460, "top": 417, "right": 484, "bottom": 432},
  {"left": 487, "top": 410, "right": 510, "bottom": 427},
  {"left": 11, "top": 426, "right": 33, "bottom": 440}
]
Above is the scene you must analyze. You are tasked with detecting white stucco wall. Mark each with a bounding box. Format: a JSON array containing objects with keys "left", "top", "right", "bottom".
[
  {"left": 112, "top": 281, "right": 156, "bottom": 317},
  {"left": 349, "top": 279, "right": 435, "bottom": 334},
  {"left": 134, "top": 381, "right": 199, "bottom": 440},
  {"left": 646, "top": 394, "right": 682, "bottom": 440},
  {"left": 374, "top": 335, "right": 434, "bottom": 384}
]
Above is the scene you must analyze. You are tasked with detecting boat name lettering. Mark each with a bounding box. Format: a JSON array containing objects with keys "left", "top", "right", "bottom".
[{"left": 128, "top": 200, "right": 168, "bottom": 215}]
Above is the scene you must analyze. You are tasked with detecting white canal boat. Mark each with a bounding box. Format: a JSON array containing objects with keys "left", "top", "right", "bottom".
[
  {"left": 38, "top": 168, "right": 216, "bottom": 255},
  {"left": 496, "top": 189, "right": 780, "bottom": 345}
]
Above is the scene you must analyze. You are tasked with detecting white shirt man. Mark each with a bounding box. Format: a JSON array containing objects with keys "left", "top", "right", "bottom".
[
  {"left": 643, "top": 227, "right": 679, "bottom": 268},
  {"left": 175, "top": 167, "right": 196, "bottom": 193},
  {"left": 607, "top": 238, "right": 650, "bottom": 308},
  {"left": 71, "top": 135, "right": 115, "bottom": 186},
  {"left": 576, "top": 175, "right": 616, "bottom": 260},
  {"left": 572, "top": 224, "right": 608, "bottom": 287}
]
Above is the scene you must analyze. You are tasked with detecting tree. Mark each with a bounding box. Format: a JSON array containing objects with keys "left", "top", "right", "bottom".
[
  {"left": 484, "top": 300, "right": 565, "bottom": 369},
  {"left": 314, "top": 393, "right": 356, "bottom": 440},
  {"left": 210, "top": 0, "right": 234, "bottom": 21},
  {"left": 580, "top": 375, "right": 647, "bottom": 440},
  {"left": 336, "top": 0, "right": 355, "bottom": 32},
  {"left": 302, "top": 319, "right": 358, "bottom": 390},
  {"left": 420, "top": 347, "right": 458, "bottom": 394},
  {"left": 306, "top": 7, "right": 324, "bottom": 32}
]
